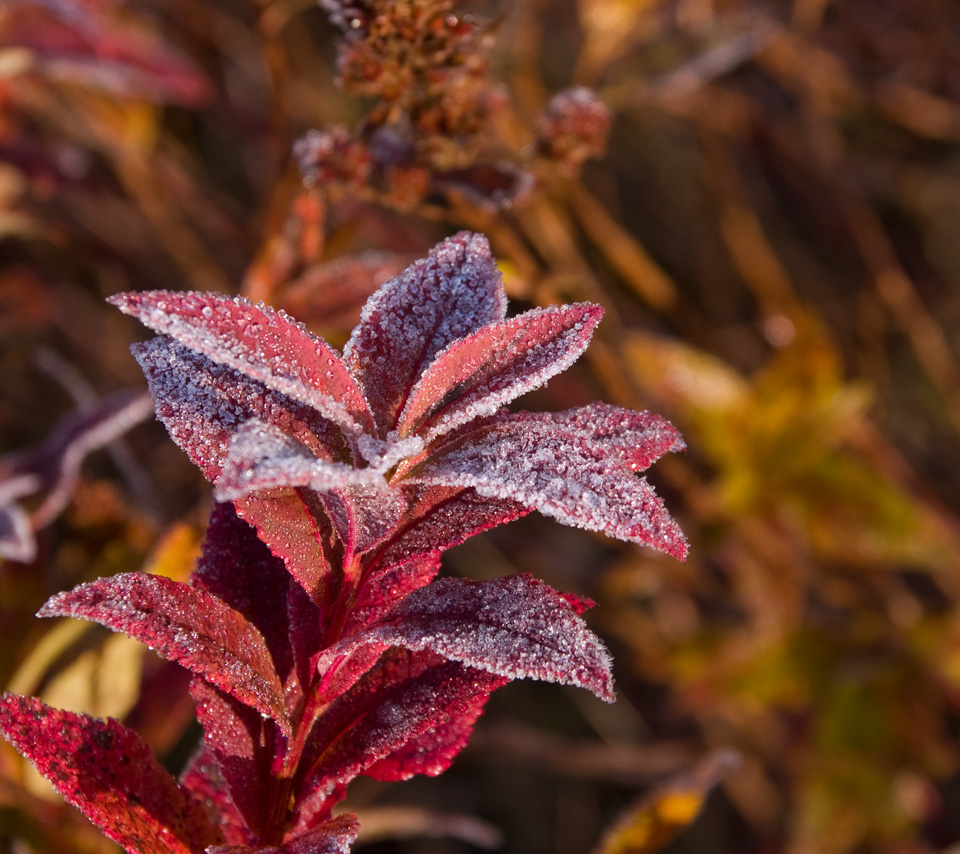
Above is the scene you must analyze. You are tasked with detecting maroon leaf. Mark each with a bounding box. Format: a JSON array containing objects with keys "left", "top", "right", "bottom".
[
  {"left": 193, "top": 502, "right": 325, "bottom": 703},
  {"left": 343, "top": 232, "right": 507, "bottom": 435},
  {"left": 133, "top": 339, "right": 343, "bottom": 481},
  {"left": 191, "top": 679, "right": 282, "bottom": 842},
  {"left": 343, "top": 552, "right": 442, "bottom": 637},
  {"left": 373, "top": 485, "right": 530, "bottom": 572},
  {"left": 39, "top": 573, "right": 290, "bottom": 733},
  {"left": 112, "top": 291, "right": 374, "bottom": 436},
  {"left": 208, "top": 816, "right": 360, "bottom": 854},
  {"left": 318, "top": 575, "right": 615, "bottom": 702},
  {"left": 0, "top": 693, "right": 222, "bottom": 854},
  {"left": 363, "top": 709, "right": 484, "bottom": 781},
  {"left": 396, "top": 303, "right": 604, "bottom": 442},
  {"left": 411, "top": 410, "right": 688, "bottom": 559},
  {"left": 180, "top": 746, "right": 253, "bottom": 847},
  {"left": 298, "top": 649, "right": 506, "bottom": 797}
]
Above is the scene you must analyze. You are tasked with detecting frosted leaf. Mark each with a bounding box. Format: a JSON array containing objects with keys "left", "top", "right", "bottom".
[
  {"left": 190, "top": 679, "right": 277, "bottom": 841},
  {"left": 363, "top": 710, "right": 482, "bottom": 782},
  {"left": 0, "top": 694, "right": 222, "bottom": 854},
  {"left": 513, "top": 403, "right": 687, "bottom": 471},
  {"left": 110, "top": 291, "right": 374, "bottom": 437},
  {"left": 409, "top": 412, "right": 687, "bottom": 559},
  {"left": 343, "top": 553, "right": 442, "bottom": 638},
  {"left": 371, "top": 485, "right": 529, "bottom": 577},
  {"left": 180, "top": 746, "right": 251, "bottom": 847},
  {"left": 215, "top": 419, "right": 381, "bottom": 502},
  {"left": 206, "top": 815, "right": 360, "bottom": 854},
  {"left": 397, "top": 303, "right": 604, "bottom": 443},
  {"left": 133, "top": 339, "right": 341, "bottom": 481},
  {"left": 317, "top": 575, "right": 615, "bottom": 702},
  {"left": 298, "top": 649, "right": 506, "bottom": 793},
  {"left": 317, "top": 483, "right": 406, "bottom": 556},
  {"left": 343, "top": 232, "right": 507, "bottom": 435},
  {"left": 356, "top": 432, "right": 424, "bottom": 473},
  {"left": 39, "top": 573, "right": 291, "bottom": 734}
]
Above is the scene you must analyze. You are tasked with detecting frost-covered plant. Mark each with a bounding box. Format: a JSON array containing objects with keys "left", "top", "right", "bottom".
[{"left": 0, "top": 232, "right": 685, "bottom": 854}]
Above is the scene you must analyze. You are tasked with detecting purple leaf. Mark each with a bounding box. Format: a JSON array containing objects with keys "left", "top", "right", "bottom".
[
  {"left": 39, "top": 573, "right": 290, "bottom": 733},
  {"left": 208, "top": 816, "right": 360, "bottom": 854},
  {"left": 411, "top": 409, "right": 688, "bottom": 559},
  {"left": 318, "top": 575, "right": 615, "bottom": 702},
  {"left": 0, "top": 693, "right": 222, "bottom": 854},
  {"left": 191, "top": 679, "right": 282, "bottom": 842},
  {"left": 132, "top": 339, "right": 343, "bottom": 481},
  {"left": 298, "top": 649, "right": 506, "bottom": 797},
  {"left": 397, "top": 303, "right": 604, "bottom": 443},
  {"left": 520, "top": 403, "right": 687, "bottom": 471},
  {"left": 343, "top": 232, "right": 507, "bottom": 435},
  {"left": 111, "top": 291, "right": 374, "bottom": 437}
]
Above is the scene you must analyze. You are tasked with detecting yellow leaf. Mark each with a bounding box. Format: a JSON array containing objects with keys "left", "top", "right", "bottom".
[{"left": 593, "top": 750, "right": 740, "bottom": 854}]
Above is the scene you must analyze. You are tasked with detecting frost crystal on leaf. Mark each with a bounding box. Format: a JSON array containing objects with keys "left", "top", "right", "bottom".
[
  {"left": 114, "top": 230, "right": 686, "bottom": 561},
  {"left": 0, "top": 230, "right": 688, "bottom": 854}
]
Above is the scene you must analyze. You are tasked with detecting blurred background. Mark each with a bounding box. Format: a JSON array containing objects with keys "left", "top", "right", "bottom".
[{"left": 3, "top": 1, "right": 960, "bottom": 852}]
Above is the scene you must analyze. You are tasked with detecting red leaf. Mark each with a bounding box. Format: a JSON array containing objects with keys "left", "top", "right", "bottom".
[
  {"left": 233, "top": 489, "right": 340, "bottom": 606},
  {"left": 411, "top": 409, "right": 688, "bottom": 559},
  {"left": 112, "top": 291, "right": 374, "bottom": 437},
  {"left": 298, "top": 650, "right": 506, "bottom": 797},
  {"left": 343, "top": 553, "right": 441, "bottom": 637},
  {"left": 133, "top": 339, "right": 343, "bottom": 481},
  {"left": 373, "top": 485, "right": 529, "bottom": 571},
  {"left": 39, "top": 573, "right": 290, "bottom": 733},
  {"left": 397, "top": 303, "right": 604, "bottom": 442},
  {"left": 191, "top": 679, "right": 282, "bottom": 842},
  {"left": 208, "top": 816, "right": 360, "bottom": 854},
  {"left": 180, "top": 746, "right": 253, "bottom": 847},
  {"left": 363, "top": 704, "right": 486, "bottom": 782},
  {"left": 193, "top": 502, "right": 325, "bottom": 704},
  {"left": 318, "top": 575, "right": 615, "bottom": 702},
  {"left": 0, "top": 694, "right": 222, "bottom": 854},
  {"left": 343, "top": 232, "right": 506, "bottom": 435}
]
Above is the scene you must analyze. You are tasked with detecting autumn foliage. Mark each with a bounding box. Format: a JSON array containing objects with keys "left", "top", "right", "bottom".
[{"left": 4, "top": 0, "right": 960, "bottom": 853}]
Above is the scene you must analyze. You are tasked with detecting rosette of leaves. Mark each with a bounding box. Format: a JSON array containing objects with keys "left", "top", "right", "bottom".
[{"left": 0, "top": 231, "right": 685, "bottom": 854}]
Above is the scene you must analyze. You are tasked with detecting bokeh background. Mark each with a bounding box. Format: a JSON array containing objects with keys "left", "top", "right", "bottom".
[{"left": 3, "top": 1, "right": 960, "bottom": 852}]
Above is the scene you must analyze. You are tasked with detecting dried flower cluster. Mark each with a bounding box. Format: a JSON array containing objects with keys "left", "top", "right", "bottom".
[
  {"left": 0, "top": 232, "right": 684, "bottom": 854},
  {"left": 296, "top": 0, "right": 612, "bottom": 211}
]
